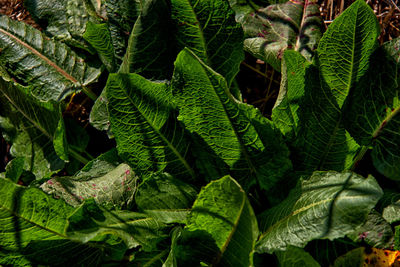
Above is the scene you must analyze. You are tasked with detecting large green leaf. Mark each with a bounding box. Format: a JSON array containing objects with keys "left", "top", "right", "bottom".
[
  {"left": 0, "top": 178, "right": 124, "bottom": 265},
  {"left": 230, "top": 0, "right": 323, "bottom": 71},
  {"left": 106, "top": 73, "right": 195, "bottom": 180},
  {"left": 317, "top": 0, "right": 379, "bottom": 109},
  {"left": 67, "top": 200, "right": 167, "bottom": 251},
  {"left": 256, "top": 171, "right": 383, "bottom": 254},
  {"left": 277, "top": 0, "right": 380, "bottom": 172},
  {"left": 135, "top": 173, "right": 197, "bottom": 224},
  {"left": 171, "top": 0, "right": 244, "bottom": 85},
  {"left": 0, "top": 15, "right": 101, "bottom": 101},
  {"left": 40, "top": 163, "right": 136, "bottom": 209},
  {"left": 119, "top": 0, "right": 175, "bottom": 80},
  {"left": 0, "top": 78, "right": 66, "bottom": 177},
  {"left": 24, "top": 0, "right": 97, "bottom": 51},
  {"left": 184, "top": 176, "right": 258, "bottom": 266},
  {"left": 172, "top": 48, "right": 291, "bottom": 190}
]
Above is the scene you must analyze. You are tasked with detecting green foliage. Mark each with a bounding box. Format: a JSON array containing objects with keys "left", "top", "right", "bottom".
[{"left": 0, "top": 0, "right": 399, "bottom": 265}]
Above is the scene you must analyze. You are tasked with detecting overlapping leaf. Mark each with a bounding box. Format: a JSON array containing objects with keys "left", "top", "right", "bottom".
[
  {"left": 276, "top": 0, "right": 379, "bottom": 171},
  {"left": 0, "top": 178, "right": 123, "bottom": 265},
  {"left": 275, "top": 246, "right": 320, "bottom": 267},
  {"left": 67, "top": 200, "right": 167, "bottom": 251},
  {"left": 230, "top": 0, "right": 322, "bottom": 71},
  {"left": 0, "top": 15, "right": 101, "bottom": 101},
  {"left": 119, "top": 0, "right": 175, "bottom": 79},
  {"left": 40, "top": 163, "right": 137, "bottom": 209},
  {"left": 256, "top": 171, "right": 383, "bottom": 253},
  {"left": 172, "top": 48, "right": 291, "bottom": 190},
  {"left": 0, "top": 78, "right": 66, "bottom": 177},
  {"left": 135, "top": 173, "right": 197, "bottom": 224},
  {"left": 24, "top": 0, "right": 97, "bottom": 51},
  {"left": 171, "top": 0, "right": 244, "bottom": 85},
  {"left": 184, "top": 176, "right": 258, "bottom": 266},
  {"left": 106, "top": 73, "right": 195, "bottom": 180}
]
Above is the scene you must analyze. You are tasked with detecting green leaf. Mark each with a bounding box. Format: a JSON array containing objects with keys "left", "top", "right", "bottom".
[
  {"left": 272, "top": 50, "right": 308, "bottom": 141},
  {"left": 275, "top": 246, "right": 320, "bottom": 267},
  {"left": 119, "top": 0, "right": 175, "bottom": 80},
  {"left": 135, "top": 173, "right": 197, "bottom": 224},
  {"left": 383, "top": 200, "right": 400, "bottom": 224},
  {"left": 332, "top": 247, "right": 365, "bottom": 267},
  {"left": 172, "top": 48, "right": 291, "bottom": 190},
  {"left": 256, "top": 171, "right": 383, "bottom": 254},
  {"left": 67, "top": 199, "right": 167, "bottom": 251},
  {"left": 53, "top": 111, "right": 69, "bottom": 162},
  {"left": 84, "top": 21, "right": 117, "bottom": 72},
  {"left": 104, "top": 0, "right": 141, "bottom": 61},
  {"left": 347, "top": 210, "right": 393, "bottom": 249},
  {"left": 0, "top": 178, "right": 120, "bottom": 265},
  {"left": 185, "top": 176, "right": 259, "bottom": 266},
  {"left": 5, "top": 157, "right": 25, "bottom": 183},
  {"left": 89, "top": 89, "right": 112, "bottom": 135},
  {"left": 171, "top": 0, "right": 244, "bottom": 85},
  {"left": 106, "top": 73, "right": 196, "bottom": 180},
  {"left": 163, "top": 227, "right": 182, "bottom": 267},
  {"left": 317, "top": 0, "right": 379, "bottom": 108},
  {"left": 40, "top": 163, "right": 136, "bottom": 208},
  {"left": 0, "top": 78, "right": 66, "bottom": 177},
  {"left": 0, "top": 15, "right": 101, "bottom": 101},
  {"left": 231, "top": 0, "right": 323, "bottom": 71},
  {"left": 24, "top": 0, "right": 97, "bottom": 52}
]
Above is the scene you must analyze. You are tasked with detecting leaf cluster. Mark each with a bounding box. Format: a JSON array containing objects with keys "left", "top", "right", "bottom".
[{"left": 0, "top": 0, "right": 400, "bottom": 266}]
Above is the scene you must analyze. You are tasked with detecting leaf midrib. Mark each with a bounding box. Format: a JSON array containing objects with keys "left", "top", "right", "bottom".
[
  {"left": 119, "top": 81, "right": 196, "bottom": 179},
  {"left": 0, "top": 28, "right": 78, "bottom": 84},
  {"left": 0, "top": 86, "right": 53, "bottom": 140}
]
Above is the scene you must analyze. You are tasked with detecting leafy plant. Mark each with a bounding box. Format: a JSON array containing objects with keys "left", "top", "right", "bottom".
[{"left": 0, "top": 0, "right": 400, "bottom": 265}]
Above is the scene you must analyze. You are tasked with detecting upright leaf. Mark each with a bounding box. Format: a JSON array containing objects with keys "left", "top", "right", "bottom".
[
  {"left": 184, "top": 176, "right": 258, "bottom": 266},
  {"left": 0, "top": 178, "right": 122, "bottom": 265},
  {"left": 172, "top": 48, "right": 291, "bottom": 190},
  {"left": 106, "top": 73, "right": 195, "bottom": 180},
  {"left": 317, "top": 0, "right": 379, "bottom": 108},
  {"left": 0, "top": 78, "right": 66, "bottom": 177},
  {"left": 230, "top": 0, "right": 323, "bottom": 71},
  {"left": 83, "top": 21, "right": 117, "bottom": 72},
  {"left": 280, "top": 0, "right": 380, "bottom": 172},
  {"left": 171, "top": 0, "right": 244, "bottom": 85},
  {"left": 256, "top": 171, "right": 383, "bottom": 254},
  {"left": 119, "top": 0, "right": 175, "bottom": 80},
  {"left": 0, "top": 15, "right": 101, "bottom": 101},
  {"left": 135, "top": 173, "right": 197, "bottom": 224}
]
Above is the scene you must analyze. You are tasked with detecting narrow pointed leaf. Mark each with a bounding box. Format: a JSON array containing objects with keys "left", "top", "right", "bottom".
[
  {"left": 172, "top": 48, "right": 291, "bottom": 190},
  {"left": 5, "top": 157, "right": 25, "bottom": 183},
  {"left": 135, "top": 173, "right": 197, "bottom": 224},
  {"left": 0, "top": 178, "right": 121, "bottom": 265},
  {"left": 186, "top": 176, "right": 258, "bottom": 266},
  {"left": 256, "top": 171, "right": 383, "bottom": 254},
  {"left": 107, "top": 73, "right": 195, "bottom": 180},
  {"left": 171, "top": 0, "right": 244, "bottom": 85},
  {"left": 83, "top": 21, "right": 117, "bottom": 72},
  {"left": 0, "top": 15, "right": 101, "bottom": 101},
  {"left": 0, "top": 78, "right": 65, "bottom": 177},
  {"left": 230, "top": 0, "right": 322, "bottom": 71},
  {"left": 119, "top": 0, "right": 175, "bottom": 80},
  {"left": 40, "top": 163, "right": 137, "bottom": 209},
  {"left": 104, "top": 0, "right": 141, "bottom": 61}
]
